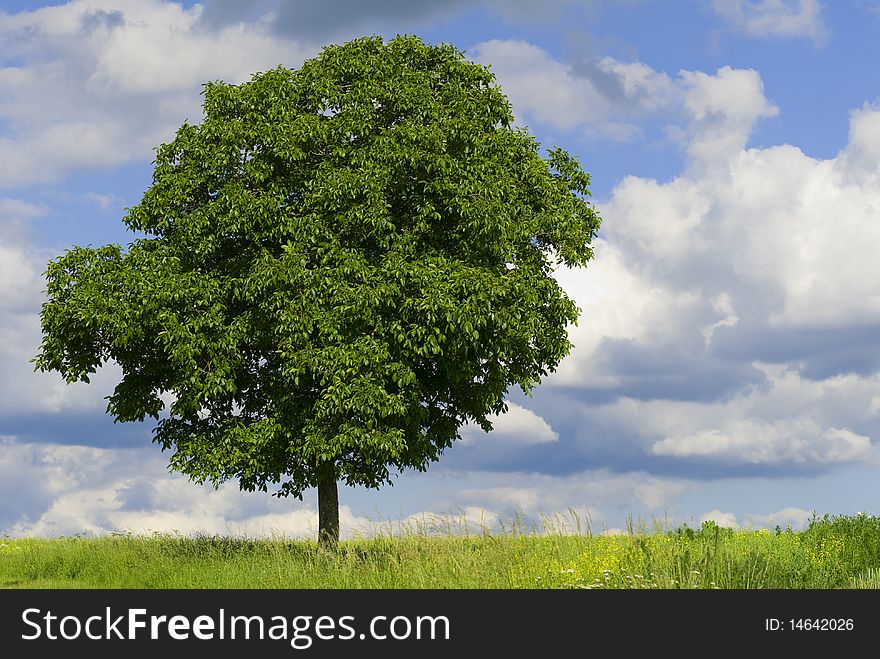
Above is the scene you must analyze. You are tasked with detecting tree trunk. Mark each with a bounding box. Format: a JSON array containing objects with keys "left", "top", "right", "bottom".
[{"left": 317, "top": 470, "right": 339, "bottom": 551}]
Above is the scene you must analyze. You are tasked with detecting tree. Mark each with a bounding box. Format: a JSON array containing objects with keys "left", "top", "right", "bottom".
[{"left": 33, "top": 34, "right": 601, "bottom": 550}]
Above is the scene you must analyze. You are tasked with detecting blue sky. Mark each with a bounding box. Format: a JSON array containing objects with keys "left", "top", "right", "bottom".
[{"left": 4, "top": 0, "right": 880, "bottom": 538}]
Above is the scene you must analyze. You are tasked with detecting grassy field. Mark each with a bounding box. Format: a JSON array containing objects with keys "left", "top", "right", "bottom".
[{"left": 2, "top": 513, "right": 880, "bottom": 589}]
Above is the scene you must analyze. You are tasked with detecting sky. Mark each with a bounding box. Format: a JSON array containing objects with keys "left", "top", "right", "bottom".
[{"left": 3, "top": 0, "right": 880, "bottom": 540}]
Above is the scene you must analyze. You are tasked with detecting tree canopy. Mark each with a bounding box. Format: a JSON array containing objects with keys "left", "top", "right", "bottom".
[{"left": 33, "top": 34, "right": 601, "bottom": 547}]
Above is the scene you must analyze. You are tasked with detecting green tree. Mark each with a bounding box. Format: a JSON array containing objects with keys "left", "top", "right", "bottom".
[{"left": 33, "top": 35, "right": 601, "bottom": 550}]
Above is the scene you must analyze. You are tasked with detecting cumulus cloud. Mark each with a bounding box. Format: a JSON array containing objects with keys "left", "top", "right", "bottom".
[
  {"left": 0, "top": 313, "right": 126, "bottom": 417},
  {"left": 515, "top": 48, "right": 880, "bottom": 474},
  {"left": 551, "top": 240, "right": 704, "bottom": 389},
  {"left": 698, "top": 509, "right": 739, "bottom": 528},
  {"left": 0, "top": 0, "right": 314, "bottom": 188},
  {"left": 0, "top": 198, "right": 125, "bottom": 417},
  {"left": 592, "top": 104, "right": 880, "bottom": 333},
  {"left": 710, "top": 0, "right": 827, "bottom": 44},
  {"left": 470, "top": 39, "right": 678, "bottom": 141},
  {"left": 650, "top": 420, "right": 871, "bottom": 465},
  {"left": 460, "top": 402, "right": 559, "bottom": 445},
  {"left": 0, "top": 437, "right": 378, "bottom": 538},
  {"left": 0, "top": 436, "right": 125, "bottom": 532},
  {"left": 577, "top": 367, "right": 880, "bottom": 476},
  {"left": 679, "top": 66, "right": 778, "bottom": 164},
  {"left": 836, "top": 102, "right": 880, "bottom": 183},
  {"left": 0, "top": 244, "right": 42, "bottom": 313},
  {"left": 469, "top": 40, "right": 781, "bottom": 160},
  {"left": 0, "top": 200, "right": 96, "bottom": 415}
]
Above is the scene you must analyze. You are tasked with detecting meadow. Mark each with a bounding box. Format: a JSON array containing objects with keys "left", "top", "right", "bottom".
[{"left": 2, "top": 513, "right": 879, "bottom": 589}]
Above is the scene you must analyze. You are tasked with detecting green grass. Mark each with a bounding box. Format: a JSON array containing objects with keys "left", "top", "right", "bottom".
[{"left": 2, "top": 513, "right": 879, "bottom": 589}]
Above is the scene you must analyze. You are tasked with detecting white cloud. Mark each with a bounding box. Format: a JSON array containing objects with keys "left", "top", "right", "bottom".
[
  {"left": 550, "top": 239, "right": 703, "bottom": 388},
  {"left": 0, "top": 245, "right": 41, "bottom": 311},
  {"left": 0, "top": 437, "right": 518, "bottom": 540},
  {"left": 13, "top": 486, "right": 376, "bottom": 539},
  {"left": 460, "top": 402, "right": 559, "bottom": 445},
  {"left": 711, "top": 0, "right": 827, "bottom": 44},
  {"left": 0, "top": 0, "right": 314, "bottom": 188},
  {"left": 469, "top": 41, "right": 780, "bottom": 156},
  {"left": 0, "top": 197, "right": 46, "bottom": 308},
  {"left": 586, "top": 367, "right": 880, "bottom": 470},
  {"left": 469, "top": 39, "right": 677, "bottom": 140},
  {"left": 0, "top": 437, "right": 378, "bottom": 539},
  {"left": 650, "top": 420, "right": 871, "bottom": 465},
  {"left": 0, "top": 293, "right": 122, "bottom": 416},
  {"left": 0, "top": 201, "right": 119, "bottom": 415},
  {"left": 534, "top": 52, "right": 880, "bottom": 470},
  {"left": 471, "top": 39, "right": 604, "bottom": 131},
  {"left": 14, "top": 330, "right": 132, "bottom": 417},
  {"left": 679, "top": 66, "right": 778, "bottom": 165},
  {"left": 698, "top": 509, "right": 739, "bottom": 528},
  {"left": 836, "top": 102, "right": 880, "bottom": 184},
  {"left": 0, "top": 437, "right": 126, "bottom": 533}
]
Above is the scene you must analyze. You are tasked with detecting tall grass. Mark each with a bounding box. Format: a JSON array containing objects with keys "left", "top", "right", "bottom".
[
  {"left": 2, "top": 512, "right": 879, "bottom": 589},
  {"left": 539, "top": 513, "right": 880, "bottom": 589}
]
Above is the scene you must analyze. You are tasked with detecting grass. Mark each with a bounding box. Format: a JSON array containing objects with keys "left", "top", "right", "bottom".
[{"left": 2, "top": 512, "right": 880, "bottom": 589}]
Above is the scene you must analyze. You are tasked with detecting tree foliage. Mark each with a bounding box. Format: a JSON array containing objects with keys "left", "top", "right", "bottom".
[{"left": 34, "top": 35, "right": 601, "bottom": 506}]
